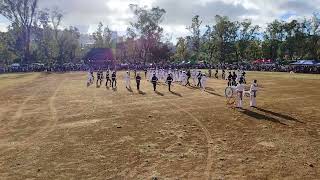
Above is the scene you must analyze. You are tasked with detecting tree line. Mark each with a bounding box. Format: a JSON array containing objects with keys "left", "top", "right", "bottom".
[{"left": 0, "top": 0, "right": 319, "bottom": 66}]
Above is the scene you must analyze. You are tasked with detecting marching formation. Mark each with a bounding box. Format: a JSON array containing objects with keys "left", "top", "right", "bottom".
[{"left": 87, "top": 68, "right": 258, "bottom": 109}]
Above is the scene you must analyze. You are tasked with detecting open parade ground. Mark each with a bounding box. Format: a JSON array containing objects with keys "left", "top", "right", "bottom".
[{"left": 0, "top": 71, "right": 319, "bottom": 179}]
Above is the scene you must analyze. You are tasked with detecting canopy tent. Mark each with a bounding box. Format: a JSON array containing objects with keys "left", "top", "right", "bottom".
[
  {"left": 10, "top": 63, "right": 20, "bottom": 67},
  {"left": 290, "top": 60, "right": 318, "bottom": 66},
  {"left": 85, "top": 48, "right": 115, "bottom": 66},
  {"left": 252, "top": 59, "right": 273, "bottom": 64}
]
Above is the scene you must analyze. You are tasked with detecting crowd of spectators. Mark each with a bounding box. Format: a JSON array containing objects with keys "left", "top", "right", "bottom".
[{"left": 1, "top": 62, "right": 320, "bottom": 74}]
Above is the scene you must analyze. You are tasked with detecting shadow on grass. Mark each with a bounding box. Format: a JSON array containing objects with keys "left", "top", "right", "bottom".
[
  {"left": 126, "top": 87, "right": 133, "bottom": 93},
  {"left": 138, "top": 90, "right": 146, "bottom": 95},
  {"left": 186, "top": 86, "right": 199, "bottom": 90},
  {"left": 240, "top": 109, "right": 287, "bottom": 125},
  {"left": 205, "top": 87, "right": 215, "bottom": 91},
  {"left": 256, "top": 107, "right": 303, "bottom": 123},
  {"left": 170, "top": 91, "right": 182, "bottom": 97},
  {"left": 204, "top": 90, "right": 223, "bottom": 97},
  {"left": 155, "top": 91, "right": 164, "bottom": 96}
]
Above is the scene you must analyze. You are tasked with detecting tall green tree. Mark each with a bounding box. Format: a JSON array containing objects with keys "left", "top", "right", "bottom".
[
  {"left": 0, "top": 0, "right": 38, "bottom": 64},
  {"left": 174, "top": 37, "right": 189, "bottom": 62},
  {"left": 187, "top": 15, "right": 202, "bottom": 60},
  {"left": 210, "top": 15, "right": 238, "bottom": 63},
  {"left": 127, "top": 4, "right": 166, "bottom": 65}
]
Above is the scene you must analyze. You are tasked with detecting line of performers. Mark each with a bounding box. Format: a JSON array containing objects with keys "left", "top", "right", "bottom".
[
  {"left": 234, "top": 79, "right": 258, "bottom": 109},
  {"left": 146, "top": 69, "right": 208, "bottom": 91},
  {"left": 87, "top": 69, "right": 208, "bottom": 92},
  {"left": 87, "top": 69, "right": 258, "bottom": 108}
]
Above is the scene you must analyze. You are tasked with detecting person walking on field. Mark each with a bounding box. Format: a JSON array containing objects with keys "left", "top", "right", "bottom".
[
  {"left": 197, "top": 71, "right": 203, "bottom": 87},
  {"left": 124, "top": 71, "right": 131, "bottom": 89},
  {"left": 111, "top": 71, "right": 117, "bottom": 88},
  {"left": 87, "top": 71, "right": 93, "bottom": 87},
  {"left": 136, "top": 73, "right": 142, "bottom": 91},
  {"left": 215, "top": 69, "right": 219, "bottom": 79},
  {"left": 227, "top": 72, "right": 233, "bottom": 86},
  {"left": 105, "top": 70, "right": 111, "bottom": 87},
  {"left": 236, "top": 79, "right": 245, "bottom": 109},
  {"left": 151, "top": 74, "right": 158, "bottom": 91},
  {"left": 250, "top": 80, "right": 258, "bottom": 108},
  {"left": 166, "top": 74, "right": 173, "bottom": 91},
  {"left": 222, "top": 69, "right": 226, "bottom": 80},
  {"left": 201, "top": 74, "right": 207, "bottom": 91},
  {"left": 186, "top": 70, "right": 191, "bottom": 86}
]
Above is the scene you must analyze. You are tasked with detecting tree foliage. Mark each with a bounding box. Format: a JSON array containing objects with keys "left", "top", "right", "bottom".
[{"left": 0, "top": 2, "right": 320, "bottom": 67}]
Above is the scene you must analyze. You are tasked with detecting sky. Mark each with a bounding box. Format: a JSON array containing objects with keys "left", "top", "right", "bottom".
[{"left": 0, "top": 0, "right": 320, "bottom": 43}]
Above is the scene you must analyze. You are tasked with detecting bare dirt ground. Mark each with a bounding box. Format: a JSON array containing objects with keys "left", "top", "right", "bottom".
[{"left": 0, "top": 71, "right": 319, "bottom": 179}]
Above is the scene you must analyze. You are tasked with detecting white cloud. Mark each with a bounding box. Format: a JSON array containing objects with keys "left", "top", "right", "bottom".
[{"left": 0, "top": 0, "right": 319, "bottom": 41}]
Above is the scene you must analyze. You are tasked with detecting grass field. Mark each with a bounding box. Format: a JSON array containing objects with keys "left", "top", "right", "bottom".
[{"left": 0, "top": 71, "right": 319, "bottom": 179}]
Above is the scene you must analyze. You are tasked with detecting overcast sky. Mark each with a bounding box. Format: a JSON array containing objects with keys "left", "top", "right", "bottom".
[{"left": 1, "top": 0, "right": 320, "bottom": 42}]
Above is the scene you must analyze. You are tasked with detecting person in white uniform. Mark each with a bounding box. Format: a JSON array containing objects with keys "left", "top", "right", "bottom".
[
  {"left": 87, "top": 71, "right": 93, "bottom": 87},
  {"left": 250, "top": 80, "right": 258, "bottom": 108},
  {"left": 201, "top": 74, "right": 207, "bottom": 91},
  {"left": 236, "top": 79, "right": 245, "bottom": 108},
  {"left": 192, "top": 70, "right": 197, "bottom": 85},
  {"left": 124, "top": 71, "right": 131, "bottom": 89}
]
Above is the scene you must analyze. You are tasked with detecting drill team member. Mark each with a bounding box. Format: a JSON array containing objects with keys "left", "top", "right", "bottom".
[
  {"left": 136, "top": 73, "right": 142, "bottom": 90},
  {"left": 97, "top": 70, "right": 103, "bottom": 86},
  {"left": 111, "top": 71, "right": 117, "bottom": 88},
  {"left": 201, "top": 74, "right": 207, "bottom": 91},
  {"left": 87, "top": 71, "right": 93, "bottom": 87},
  {"left": 124, "top": 71, "right": 131, "bottom": 89},
  {"left": 166, "top": 73, "right": 173, "bottom": 91},
  {"left": 215, "top": 69, "right": 219, "bottom": 79},
  {"left": 250, "top": 80, "right": 258, "bottom": 108},
  {"left": 236, "top": 79, "right": 245, "bottom": 109},
  {"left": 197, "top": 71, "right": 202, "bottom": 87},
  {"left": 242, "top": 71, "right": 247, "bottom": 84},
  {"left": 151, "top": 74, "right": 158, "bottom": 91},
  {"left": 222, "top": 69, "right": 226, "bottom": 80},
  {"left": 232, "top": 71, "right": 237, "bottom": 86},
  {"left": 227, "top": 72, "right": 233, "bottom": 87},
  {"left": 186, "top": 70, "right": 191, "bottom": 86},
  {"left": 105, "top": 70, "right": 111, "bottom": 87}
]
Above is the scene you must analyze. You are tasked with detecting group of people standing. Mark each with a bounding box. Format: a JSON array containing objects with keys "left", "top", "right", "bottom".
[
  {"left": 146, "top": 69, "right": 208, "bottom": 91},
  {"left": 87, "top": 69, "right": 210, "bottom": 92},
  {"left": 87, "top": 68, "right": 258, "bottom": 108},
  {"left": 233, "top": 78, "right": 258, "bottom": 109}
]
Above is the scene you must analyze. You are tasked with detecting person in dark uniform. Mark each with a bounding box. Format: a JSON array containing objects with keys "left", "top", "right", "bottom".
[
  {"left": 105, "top": 70, "right": 111, "bottom": 87},
  {"left": 166, "top": 74, "right": 173, "bottom": 91},
  {"left": 91, "top": 70, "right": 95, "bottom": 81},
  {"left": 215, "top": 69, "right": 219, "bottom": 79},
  {"left": 136, "top": 73, "right": 142, "bottom": 90},
  {"left": 197, "top": 71, "right": 203, "bottom": 87},
  {"left": 151, "top": 74, "right": 158, "bottom": 91},
  {"left": 232, "top": 71, "right": 237, "bottom": 86},
  {"left": 242, "top": 71, "right": 247, "bottom": 84},
  {"left": 186, "top": 70, "right": 191, "bottom": 86},
  {"left": 227, "top": 72, "right": 233, "bottom": 86},
  {"left": 208, "top": 69, "right": 212, "bottom": 78},
  {"left": 144, "top": 69, "right": 148, "bottom": 78},
  {"left": 222, "top": 69, "right": 226, "bottom": 79},
  {"left": 111, "top": 71, "right": 117, "bottom": 88},
  {"left": 96, "top": 70, "right": 103, "bottom": 86}
]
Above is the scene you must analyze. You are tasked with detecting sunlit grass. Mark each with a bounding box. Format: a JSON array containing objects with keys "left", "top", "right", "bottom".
[{"left": 0, "top": 73, "right": 41, "bottom": 89}]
